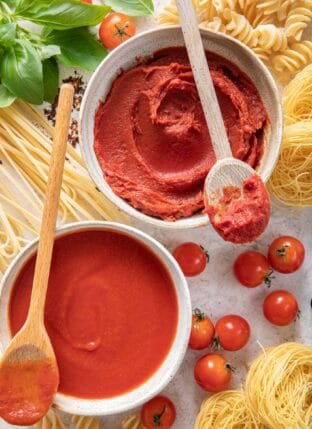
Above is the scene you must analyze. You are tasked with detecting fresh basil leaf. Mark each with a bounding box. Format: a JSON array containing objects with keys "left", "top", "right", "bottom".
[
  {"left": 4, "top": 0, "right": 17, "bottom": 7},
  {"left": 0, "top": 23, "right": 17, "bottom": 47},
  {"left": 42, "top": 57, "right": 59, "bottom": 103},
  {"left": 41, "top": 27, "right": 53, "bottom": 39},
  {"left": 1, "top": 40, "right": 44, "bottom": 104},
  {"left": 101, "top": 0, "right": 154, "bottom": 16},
  {"left": 40, "top": 44, "right": 61, "bottom": 60},
  {"left": 45, "top": 28, "right": 108, "bottom": 71},
  {"left": 0, "top": 84, "right": 16, "bottom": 107},
  {"left": 15, "top": 0, "right": 110, "bottom": 30}
]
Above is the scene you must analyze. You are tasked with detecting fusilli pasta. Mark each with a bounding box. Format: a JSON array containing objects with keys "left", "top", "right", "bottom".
[
  {"left": 199, "top": 16, "right": 225, "bottom": 32},
  {"left": 276, "top": 0, "right": 297, "bottom": 23},
  {"left": 213, "top": 0, "right": 239, "bottom": 12},
  {"left": 256, "top": 24, "right": 288, "bottom": 52},
  {"left": 158, "top": 0, "right": 312, "bottom": 83},
  {"left": 253, "top": 46, "right": 271, "bottom": 61},
  {"left": 239, "top": 0, "right": 274, "bottom": 27},
  {"left": 256, "top": 0, "right": 280, "bottom": 15},
  {"left": 158, "top": 0, "right": 216, "bottom": 24},
  {"left": 223, "top": 8, "right": 258, "bottom": 47},
  {"left": 272, "top": 41, "right": 312, "bottom": 78},
  {"left": 285, "top": 5, "right": 312, "bottom": 41},
  {"left": 72, "top": 415, "right": 102, "bottom": 429},
  {"left": 34, "top": 409, "right": 68, "bottom": 429}
]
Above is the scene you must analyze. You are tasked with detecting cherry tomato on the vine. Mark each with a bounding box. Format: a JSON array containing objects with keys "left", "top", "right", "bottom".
[
  {"left": 194, "top": 353, "right": 232, "bottom": 392},
  {"left": 99, "top": 13, "right": 136, "bottom": 50},
  {"left": 263, "top": 290, "right": 299, "bottom": 326},
  {"left": 215, "top": 315, "right": 250, "bottom": 351},
  {"left": 141, "top": 396, "right": 176, "bottom": 429},
  {"left": 268, "top": 236, "right": 305, "bottom": 274},
  {"left": 233, "top": 251, "right": 272, "bottom": 288},
  {"left": 82, "top": 0, "right": 92, "bottom": 3},
  {"left": 189, "top": 309, "right": 215, "bottom": 350},
  {"left": 173, "top": 242, "right": 208, "bottom": 277}
]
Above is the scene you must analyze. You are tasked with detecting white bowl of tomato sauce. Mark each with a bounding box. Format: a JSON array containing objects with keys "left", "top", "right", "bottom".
[
  {"left": 79, "top": 26, "right": 282, "bottom": 230},
  {"left": 0, "top": 221, "right": 191, "bottom": 416}
]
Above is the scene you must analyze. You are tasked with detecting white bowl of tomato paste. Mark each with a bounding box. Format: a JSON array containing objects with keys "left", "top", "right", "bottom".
[
  {"left": 80, "top": 26, "right": 282, "bottom": 229},
  {"left": 0, "top": 221, "right": 191, "bottom": 416}
]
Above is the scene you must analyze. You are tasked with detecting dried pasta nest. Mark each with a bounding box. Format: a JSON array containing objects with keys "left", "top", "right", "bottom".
[
  {"left": 195, "top": 390, "right": 265, "bottom": 429},
  {"left": 246, "top": 343, "right": 312, "bottom": 429}
]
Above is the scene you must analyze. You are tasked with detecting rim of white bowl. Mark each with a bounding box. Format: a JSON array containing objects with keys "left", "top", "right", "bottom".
[
  {"left": 0, "top": 221, "right": 191, "bottom": 416},
  {"left": 79, "top": 26, "right": 283, "bottom": 230}
]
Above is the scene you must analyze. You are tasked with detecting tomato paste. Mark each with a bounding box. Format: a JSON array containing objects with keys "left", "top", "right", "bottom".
[
  {"left": 205, "top": 174, "right": 270, "bottom": 243},
  {"left": 0, "top": 358, "right": 58, "bottom": 425},
  {"left": 94, "top": 47, "right": 268, "bottom": 221},
  {"left": 9, "top": 230, "right": 178, "bottom": 399}
]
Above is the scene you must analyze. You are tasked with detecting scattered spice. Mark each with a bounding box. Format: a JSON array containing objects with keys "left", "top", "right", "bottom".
[
  {"left": 68, "top": 119, "right": 79, "bottom": 148},
  {"left": 43, "top": 71, "right": 87, "bottom": 147}
]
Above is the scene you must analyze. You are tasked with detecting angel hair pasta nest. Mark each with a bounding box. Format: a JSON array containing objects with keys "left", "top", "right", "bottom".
[
  {"left": 195, "top": 342, "right": 312, "bottom": 429},
  {"left": 246, "top": 342, "right": 312, "bottom": 429}
]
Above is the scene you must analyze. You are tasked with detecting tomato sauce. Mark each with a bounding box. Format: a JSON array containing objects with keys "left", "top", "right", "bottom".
[
  {"left": 94, "top": 47, "right": 268, "bottom": 221},
  {"left": 9, "top": 230, "right": 178, "bottom": 399},
  {"left": 0, "top": 358, "right": 58, "bottom": 425},
  {"left": 205, "top": 174, "right": 270, "bottom": 243}
]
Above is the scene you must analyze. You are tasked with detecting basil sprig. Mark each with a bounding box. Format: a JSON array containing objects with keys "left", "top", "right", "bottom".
[
  {"left": 0, "top": 0, "right": 153, "bottom": 107},
  {"left": 102, "top": 0, "right": 154, "bottom": 16}
]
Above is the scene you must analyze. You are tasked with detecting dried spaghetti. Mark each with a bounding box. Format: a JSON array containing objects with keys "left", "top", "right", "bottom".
[{"left": 0, "top": 101, "right": 129, "bottom": 276}]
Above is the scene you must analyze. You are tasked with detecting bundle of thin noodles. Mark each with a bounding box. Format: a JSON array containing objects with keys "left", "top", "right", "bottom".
[
  {"left": 268, "top": 64, "right": 312, "bottom": 207},
  {"left": 246, "top": 342, "right": 312, "bottom": 429},
  {"left": 195, "top": 390, "right": 265, "bottom": 429}
]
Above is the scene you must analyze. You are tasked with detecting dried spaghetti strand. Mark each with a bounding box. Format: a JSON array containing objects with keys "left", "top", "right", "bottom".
[{"left": 0, "top": 102, "right": 129, "bottom": 276}]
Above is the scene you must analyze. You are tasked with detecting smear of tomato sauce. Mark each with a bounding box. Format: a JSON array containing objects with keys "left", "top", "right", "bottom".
[
  {"left": 0, "top": 358, "right": 58, "bottom": 425},
  {"left": 9, "top": 230, "right": 178, "bottom": 399},
  {"left": 205, "top": 174, "right": 270, "bottom": 243}
]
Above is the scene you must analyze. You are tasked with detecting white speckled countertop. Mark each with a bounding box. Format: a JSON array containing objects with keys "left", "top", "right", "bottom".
[{"left": 0, "top": 1, "right": 311, "bottom": 428}]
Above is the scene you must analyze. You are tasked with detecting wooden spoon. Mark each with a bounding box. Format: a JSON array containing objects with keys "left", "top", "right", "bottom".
[
  {"left": 0, "top": 84, "right": 74, "bottom": 426},
  {"left": 175, "top": 0, "right": 255, "bottom": 204}
]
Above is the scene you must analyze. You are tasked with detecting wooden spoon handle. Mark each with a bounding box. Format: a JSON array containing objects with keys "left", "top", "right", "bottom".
[
  {"left": 176, "top": 0, "right": 232, "bottom": 160},
  {"left": 28, "top": 84, "right": 74, "bottom": 321}
]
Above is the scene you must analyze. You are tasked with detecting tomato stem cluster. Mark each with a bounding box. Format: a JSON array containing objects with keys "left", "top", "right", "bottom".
[
  {"left": 275, "top": 244, "right": 289, "bottom": 261},
  {"left": 113, "top": 23, "right": 131, "bottom": 40},
  {"left": 153, "top": 405, "right": 167, "bottom": 427},
  {"left": 263, "top": 270, "right": 274, "bottom": 287}
]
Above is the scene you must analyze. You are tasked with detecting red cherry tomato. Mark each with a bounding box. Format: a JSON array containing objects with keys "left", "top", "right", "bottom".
[
  {"left": 99, "top": 13, "right": 136, "bottom": 50},
  {"left": 268, "top": 236, "right": 305, "bottom": 274},
  {"left": 173, "top": 243, "right": 208, "bottom": 277},
  {"left": 141, "top": 396, "right": 176, "bottom": 429},
  {"left": 215, "top": 315, "right": 250, "bottom": 351},
  {"left": 81, "top": 0, "right": 92, "bottom": 3},
  {"left": 234, "top": 251, "right": 272, "bottom": 288},
  {"left": 263, "top": 290, "right": 299, "bottom": 326},
  {"left": 194, "top": 354, "right": 232, "bottom": 392},
  {"left": 189, "top": 309, "right": 215, "bottom": 350}
]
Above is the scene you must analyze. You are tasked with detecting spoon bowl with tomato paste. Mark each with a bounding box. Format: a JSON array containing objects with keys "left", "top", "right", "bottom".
[
  {"left": 80, "top": 26, "right": 282, "bottom": 230},
  {"left": 0, "top": 221, "right": 191, "bottom": 416}
]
